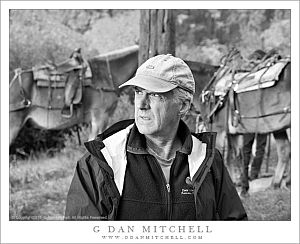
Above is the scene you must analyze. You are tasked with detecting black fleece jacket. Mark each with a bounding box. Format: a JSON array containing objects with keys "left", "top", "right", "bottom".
[{"left": 65, "top": 119, "right": 247, "bottom": 220}]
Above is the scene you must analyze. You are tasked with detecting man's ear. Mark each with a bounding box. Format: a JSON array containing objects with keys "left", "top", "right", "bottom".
[{"left": 178, "top": 99, "right": 190, "bottom": 116}]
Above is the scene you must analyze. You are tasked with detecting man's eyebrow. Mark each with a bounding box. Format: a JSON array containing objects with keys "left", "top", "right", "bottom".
[
  {"left": 134, "top": 86, "right": 143, "bottom": 91},
  {"left": 134, "top": 88, "right": 167, "bottom": 97}
]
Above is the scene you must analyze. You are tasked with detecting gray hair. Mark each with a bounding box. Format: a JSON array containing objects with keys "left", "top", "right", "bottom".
[{"left": 172, "top": 87, "right": 193, "bottom": 116}]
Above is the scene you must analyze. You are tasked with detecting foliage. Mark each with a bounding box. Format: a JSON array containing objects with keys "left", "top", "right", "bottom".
[
  {"left": 10, "top": 10, "right": 93, "bottom": 81},
  {"left": 177, "top": 38, "right": 228, "bottom": 65},
  {"left": 261, "top": 19, "right": 291, "bottom": 55},
  {"left": 84, "top": 10, "right": 140, "bottom": 54},
  {"left": 175, "top": 9, "right": 290, "bottom": 63}
]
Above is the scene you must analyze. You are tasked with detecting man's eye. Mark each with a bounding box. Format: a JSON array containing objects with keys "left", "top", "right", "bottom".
[
  {"left": 134, "top": 89, "right": 143, "bottom": 95},
  {"left": 149, "top": 93, "right": 161, "bottom": 98}
]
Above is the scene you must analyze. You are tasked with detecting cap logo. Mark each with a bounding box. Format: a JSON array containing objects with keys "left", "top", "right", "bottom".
[{"left": 146, "top": 65, "right": 155, "bottom": 69}]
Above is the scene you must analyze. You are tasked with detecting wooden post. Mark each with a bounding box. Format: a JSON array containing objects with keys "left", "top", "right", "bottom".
[{"left": 139, "top": 10, "right": 175, "bottom": 65}]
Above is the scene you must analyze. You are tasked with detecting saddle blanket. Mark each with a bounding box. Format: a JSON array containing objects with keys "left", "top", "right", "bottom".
[{"left": 214, "top": 60, "right": 289, "bottom": 95}]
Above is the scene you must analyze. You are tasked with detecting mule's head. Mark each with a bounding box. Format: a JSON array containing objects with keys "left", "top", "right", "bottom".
[
  {"left": 9, "top": 69, "right": 34, "bottom": 106},
  {"left": 9, "top": 70, "right": 35, "bottom": 145}
]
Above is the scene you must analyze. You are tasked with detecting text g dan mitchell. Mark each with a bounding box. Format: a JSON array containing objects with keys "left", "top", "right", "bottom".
[{"left": 93, "top": 225, "right": 212, "bottom": 234}]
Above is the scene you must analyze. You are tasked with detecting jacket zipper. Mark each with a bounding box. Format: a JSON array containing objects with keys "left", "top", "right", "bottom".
[
  {"left": 151, "top": 157, "right": 173, "bottom": 220},
  {"left": 166, "top": 183, "right": 171, "bottom": 220}
]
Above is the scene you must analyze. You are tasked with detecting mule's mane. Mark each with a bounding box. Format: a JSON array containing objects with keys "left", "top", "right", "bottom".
[{"left": 95, "top": 45, "right": 139, "bottom": 61}]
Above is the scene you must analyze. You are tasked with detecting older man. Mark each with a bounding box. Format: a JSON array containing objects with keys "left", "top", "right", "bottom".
[{"left": 65, "top": 54, "right": 247, "bottom": 220}]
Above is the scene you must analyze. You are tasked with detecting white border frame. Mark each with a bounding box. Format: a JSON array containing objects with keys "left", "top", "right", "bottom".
[{"left": 1, "top": 1, "right": 299, "bottom": 243}]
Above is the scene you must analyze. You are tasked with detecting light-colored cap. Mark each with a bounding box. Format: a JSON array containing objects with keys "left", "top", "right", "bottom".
[{"left": 119, "top": 54, "right": 195, "bottom": 94}]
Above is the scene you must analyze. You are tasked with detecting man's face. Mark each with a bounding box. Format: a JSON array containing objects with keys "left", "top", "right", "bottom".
[{"left": 134, "top": 87, "right": 181, "bottom": 137}]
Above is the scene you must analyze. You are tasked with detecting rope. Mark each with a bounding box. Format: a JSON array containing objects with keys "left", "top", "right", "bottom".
[
  {"left": 75, "top": 125, "right": 82, "bottom": 146},
  {"left": 223, "top": 95, "right": 230, "bottom": 165},
  {"left": 9, "top": 68, "right": 22, "bottom": 88},
  {"left": 105, "top": 56, "right": 115, "bottom": 89}
]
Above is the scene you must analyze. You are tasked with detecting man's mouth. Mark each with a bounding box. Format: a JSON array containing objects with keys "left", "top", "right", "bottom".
[{"left": 139, "top": 116, "right": 151, "bottom": 120}]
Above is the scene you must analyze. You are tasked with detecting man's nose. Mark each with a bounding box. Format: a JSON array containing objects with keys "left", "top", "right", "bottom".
[{"left": 136, "top": 93, "right": 150, "bottom": 109}]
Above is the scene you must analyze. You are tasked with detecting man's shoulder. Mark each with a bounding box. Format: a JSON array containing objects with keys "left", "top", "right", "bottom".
[
  {"left": 84, "top": 119, "right": 134, "bottom": 148},
  {"left": 191, "top": 132, "right": 224, "bottom": 174},
  {"left": 77, "top": 147, "right": 114, "bottom": 177},
  {"left": 192, "top": 131, "right": 217, "bottom": 149},
  {"left": 98, "top": 119, "right": 135, "bottom": 140},
  {"left": 83, "top": 119, "right": 134, "bottom": 163}
]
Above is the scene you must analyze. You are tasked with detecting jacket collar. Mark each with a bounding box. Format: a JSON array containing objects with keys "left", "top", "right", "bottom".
[
  {"left": 126, "top": 120, "right": 193, "bottom": 155},
  {"left": 83, "top": 119, "right": 135, "bottom": 176}
]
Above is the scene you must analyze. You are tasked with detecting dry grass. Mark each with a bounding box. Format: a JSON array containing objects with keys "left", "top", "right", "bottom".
[
  {"left": 9, "top": 142, "right": 291, "bottom": 221},
  {"left": 9, "top": 147, "right": 82, "bottom": 220},
  {"left": 241, "top": 187, "right": 291, "bottom": 221}
]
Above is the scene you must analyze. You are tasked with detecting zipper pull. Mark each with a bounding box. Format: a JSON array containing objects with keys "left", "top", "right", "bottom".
[{"left": 166, "top": 184, "right": 170, "bottom": 193}]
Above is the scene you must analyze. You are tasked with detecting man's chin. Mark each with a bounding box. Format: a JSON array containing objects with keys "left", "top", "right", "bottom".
[{"left": 136, "top": 122, "right": 154, "bottom": 135}]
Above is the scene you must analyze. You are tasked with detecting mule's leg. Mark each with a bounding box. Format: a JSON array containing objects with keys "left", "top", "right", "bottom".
[
  {"left": 230, "top": 134, "right": 243, "bottom": 185},
  {"left": 217, "top": 131, "right": 238, "bottom": 183},
  {"left": 284, "top": 158, "right": 291, "bottom": 187},
  {"left": 240, "top": 133, "right": 255, "bottom": 195},
  {"left": 9, "top": 112, "right": 26, "bottom": 146},
  {"left": 272, "top": 130, "right": 290, "bottom": 188},
  {"left": 215, "top": 130, "right": 228, "bottom": 164},
  {"left": 10, "top": 126, "right": 20, "bottom": 146},
  {"left": 250, "top": 133, "right": 268, "bottom": 180}
]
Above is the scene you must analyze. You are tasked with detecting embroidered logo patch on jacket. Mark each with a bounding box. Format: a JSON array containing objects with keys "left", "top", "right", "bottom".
[{"left": 181, "top": 188, "right": 194, "bottom": 195}]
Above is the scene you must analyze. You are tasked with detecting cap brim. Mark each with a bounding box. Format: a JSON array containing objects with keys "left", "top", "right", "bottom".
[{"left": 119, "top": 75, "right": 177, "bottom": 93}]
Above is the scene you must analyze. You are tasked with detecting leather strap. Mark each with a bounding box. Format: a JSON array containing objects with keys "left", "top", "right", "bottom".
[
  {"left": 9, "top": 69, "right": 32, "bottom": 112},
  {"left": 241, "top": 107, "right": 290, "bottom": 119},
  {"left": 10, "top": 99, "right": 31, "bottom": 112}
]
